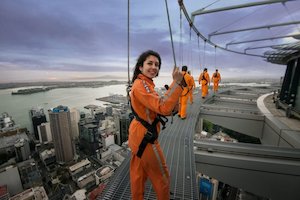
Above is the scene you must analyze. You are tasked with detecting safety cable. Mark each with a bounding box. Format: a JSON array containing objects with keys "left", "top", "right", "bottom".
[
  {"left": 179, "top": 8, "right": 183, "bottom": 66},
  {"left": 164, "top": 0, "right": 177, "bottom": 67},
  {"left": 282, "top": 3, "right": 300, "bottom": 32},
  {"left": 213, "top": 6, "right": 264, "bottom": 34},
  {"left": 189, "top": 27, "right": 192, "bottom": 71},
  {"left": 197, "top": 37, "right": 202, "bottom": 72},
  {"left": 126, "top": 0, "right": 131, "bottom": 105},
  {"left": 202, "top": 0, "right": 222, "bottom": 10},
  {"left": 214, "top": 46, "right": 217, "bottom": 70},
  {"left": 203, "top": 41, "right": 206, "bottom": 68}
]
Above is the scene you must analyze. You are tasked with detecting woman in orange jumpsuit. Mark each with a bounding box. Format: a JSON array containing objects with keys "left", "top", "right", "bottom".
[
  {"left": 198, "top": 68, "right": 210, "bottom": 98},
  {"left": 211, "top": 69, "right": 221, "bottom": 92},
  {"left": 128, "top": 50, "right": 184, "bottom": 200}
]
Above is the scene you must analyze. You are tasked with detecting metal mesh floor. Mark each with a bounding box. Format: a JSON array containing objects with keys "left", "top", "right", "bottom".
[{"left": 98, "top": 93, "right": 201, "bottom": 200}]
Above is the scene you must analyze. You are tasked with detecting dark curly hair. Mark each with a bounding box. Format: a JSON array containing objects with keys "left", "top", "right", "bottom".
[{"left": 131, "top": 50, "right": 161, "bottom": 83}]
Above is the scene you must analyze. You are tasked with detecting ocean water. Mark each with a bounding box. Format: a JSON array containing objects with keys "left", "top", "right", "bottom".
[
  {"left": 0, "top": 84, "right": 128, "bottom": 132},
  {"left": 0, "top": 76, "right": 272, "bottom": 133}
]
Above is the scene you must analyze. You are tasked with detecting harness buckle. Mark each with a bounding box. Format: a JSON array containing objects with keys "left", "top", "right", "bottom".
[{"left": 145, "top": 131, "right": 153, "bottom": 141}]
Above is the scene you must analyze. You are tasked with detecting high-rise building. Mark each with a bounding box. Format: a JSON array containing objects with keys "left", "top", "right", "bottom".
[
  {"left": 70, "top": 108, "right": 80, "bottom": 139},
  {"left": 14, "top": 138, "right": 31, "bottom": 162},
  {"left": 37, "top": 122, "right": 52, "bottom": 144},
  {"left": 30, "top": 108, "right": 47, "bottom": 140},
  {"left": 79, "top": 121, "right": 100, "bottom": 155},
  {"left": 48, "top": 105, "right": 74, "bottom": 164},
  {"left": 106, "top": 106, "right": 113, "bottom": 116},
  {"left": 118, "top": 113, "right": 132, "bottom": 145}
]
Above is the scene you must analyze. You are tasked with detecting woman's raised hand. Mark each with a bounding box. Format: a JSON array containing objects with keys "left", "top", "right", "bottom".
[{"left": 172, "top": 66, "right": 183, "bottom": 83}]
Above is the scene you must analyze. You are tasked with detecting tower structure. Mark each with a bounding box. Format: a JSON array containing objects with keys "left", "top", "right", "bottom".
[
  {"left": 30, "top": 107, "right": 47, "bottom": 140},
  {"left": 48, "top": 105, "right": 74, "bottom": 164}
]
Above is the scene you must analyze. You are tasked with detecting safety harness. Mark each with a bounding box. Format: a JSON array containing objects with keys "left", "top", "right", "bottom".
[
  {"left": 130, "top": 104, "right": 168, "bottom": 158},
  {"left": 201, "top": 72, "right": 208, "bottom": 85},
  {"left": 181, "top": 72, "right": 190, "bottom": 96},
  {"left": 128, "top": 78, "right": 169, "bottom": 158}
]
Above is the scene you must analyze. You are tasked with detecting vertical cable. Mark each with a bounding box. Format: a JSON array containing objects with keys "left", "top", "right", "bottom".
[
  {"left": 127, "top": 0, "right": 131, "bottom": 105},
  {"left": 164, "top": 0, "right": 177, "bottom": 67},
  {"left": 198, "top": 37, "right": 201, "bottom": 72},
  {"left": 214, "top": 46, "right": 217, "bottom": 70},
  {"left": 179, "top": 8, "right": 183, "bottom": 66},
  {"left": 127, "top": 0, "right": 130, "bottom": 85},
  {"left": 190, "top": 28, "right": 193, "bottom": 73},
  {"left": 203, "top": 40, "right": 207, "bottom": 68}
]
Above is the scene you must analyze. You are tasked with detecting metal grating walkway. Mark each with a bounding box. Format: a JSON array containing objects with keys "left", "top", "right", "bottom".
[{"left": 98, "top": 92, "right": 201, "bottom": 200}]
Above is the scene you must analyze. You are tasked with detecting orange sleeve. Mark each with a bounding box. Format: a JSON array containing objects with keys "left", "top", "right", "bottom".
[{"left": 131, "top": 80, "right": 182, "bottom": 117}]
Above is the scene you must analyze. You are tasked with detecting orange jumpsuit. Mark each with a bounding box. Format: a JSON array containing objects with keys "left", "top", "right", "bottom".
[
  {"left": 211, "top": 72, "right": 221, "bottom": 92},
  {"left": 188, "top": 76, "right": 195, "bottom": 104},
  {"left": 178, "top": 72, "right": 194, "bottom": 119},
  {"left": 199, "top": 71, "right": 210, "bottom": 98},
  {"left": 128, "top": 74, "right": 183, "bottom": 200}
]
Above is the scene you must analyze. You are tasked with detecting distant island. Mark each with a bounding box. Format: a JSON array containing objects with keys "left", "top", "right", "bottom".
[
  {"left": 5, "top": 80, "right": 127, "bottom": 95},
  {"left": 96, "top": 94, "right": 128, "bottom": 104}
]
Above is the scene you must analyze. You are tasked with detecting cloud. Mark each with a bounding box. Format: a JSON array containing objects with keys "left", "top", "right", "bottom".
[{"left": 0, "top": 0, "right": 298, "bottom": 83}]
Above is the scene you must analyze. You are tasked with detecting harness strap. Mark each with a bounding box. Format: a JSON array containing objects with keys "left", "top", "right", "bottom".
[
  {"left": 201, "top": 73, "right": 208, "bottom": 85},
  {"left": 130, "top": 103, "right": 168, "bottom": 158},
  {"left": 181, "top": 73, "right": 190, "bottom": 96},
  {"left": 130, "top": 77, "right": 169, "bottom": 158}
]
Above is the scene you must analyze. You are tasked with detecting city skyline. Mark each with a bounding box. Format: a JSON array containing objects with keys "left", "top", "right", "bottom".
[{"left": 1, "top": 0, "right": 300, "bottom": 83}]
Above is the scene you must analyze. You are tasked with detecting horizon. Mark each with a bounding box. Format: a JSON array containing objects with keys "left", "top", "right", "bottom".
[{"left": 0, "top": 73, "right": 282, "bottom": 86}]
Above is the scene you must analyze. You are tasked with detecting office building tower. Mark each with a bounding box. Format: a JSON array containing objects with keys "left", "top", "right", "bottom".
[
  {"left": 118, "top": 113, "right": 132, "bottom": 145},
  {"left": 70, "top": 108, "right": 80, "bottom": 139},
  {"left": 48, "top": 105, "right": 74, "bottom": 164},
  {"left": 106, "top": 106, "right": 113, "bottom": 116},
  {"left": 37, "top": 122, "right": 52, "bottom": 144},
  {"left": 39, "top": 148, "right": 56, "bottom": 171},
  {"left": 30, "top": 107, "right": 47, "bottom": 140},
  {"left": 79, "top": 122, "right": 100, "bottom": 155},
  {"left": 14, "top": 138, "right": 31, "bottom": 162}
]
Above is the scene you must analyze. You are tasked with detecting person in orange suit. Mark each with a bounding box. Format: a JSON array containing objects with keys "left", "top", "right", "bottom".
[
  {"left": 187, "top": 70, "right": 195, "bottom": 104},
  {"left": 199, "top": 68, "right": 210, "bottom": 98},
  {"left": 178, "top": 66, "right": 194, "bottom": 120},
  {"left": 128, "top": 50, "right": 184, "bottom": 200},
  {"left": 211, "top": 69, "right": 221, "bottom": 92}
]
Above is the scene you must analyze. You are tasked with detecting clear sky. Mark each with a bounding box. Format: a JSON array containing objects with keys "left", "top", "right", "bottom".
[{"left": 1, "top": 0, "right": 299, "bottom": 83}]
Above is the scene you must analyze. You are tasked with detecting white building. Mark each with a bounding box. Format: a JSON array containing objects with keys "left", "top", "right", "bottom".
[
  {"left": 68, "top": 159, "right": 91, "bottom": 177},
  {"left": 10, "top": 186, "right": 48, "bottom": 200},
  {"left": 95, "top": 165, "right": 114, "bottom": 185},
  {"left": 37, "top": 122, "right": 52, "bottom": 144}
]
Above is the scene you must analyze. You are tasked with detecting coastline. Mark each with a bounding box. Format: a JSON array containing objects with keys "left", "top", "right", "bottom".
[{"left": 5, "top": 80, "right": 127, "bottom": 95}]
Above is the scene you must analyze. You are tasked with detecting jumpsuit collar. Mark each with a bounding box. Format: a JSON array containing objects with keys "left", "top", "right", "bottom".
[{"left": 138, "top": 73, "right": 155, "bottom": 87}]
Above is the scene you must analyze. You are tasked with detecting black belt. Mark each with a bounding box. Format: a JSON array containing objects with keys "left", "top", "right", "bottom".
[{"left": 136, "top": 130, "right": 158, "bottom": 158}]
